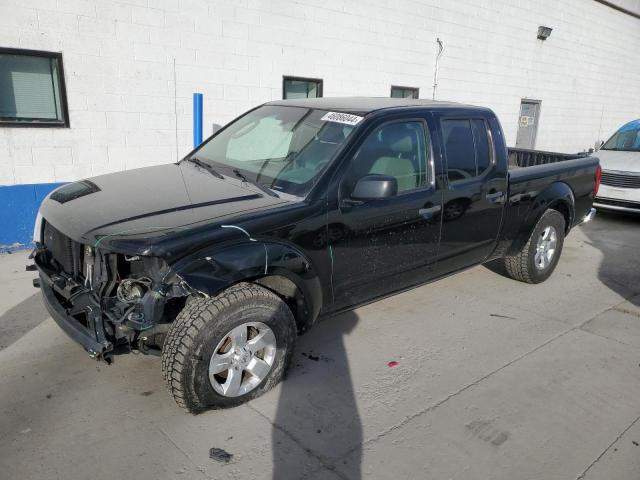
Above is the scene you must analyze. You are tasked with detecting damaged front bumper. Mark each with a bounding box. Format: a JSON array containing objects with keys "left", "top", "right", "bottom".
[
  {"left": 33, "top": 244, "right": 191, "bottom": 363},
  {"left": 38, "top": 267, "right": 113, "bottom": 360}
]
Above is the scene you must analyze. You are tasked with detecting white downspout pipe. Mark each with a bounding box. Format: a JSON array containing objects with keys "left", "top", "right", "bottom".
[{"left": 432, "top": 38, "right": 444, "bottom": 100}]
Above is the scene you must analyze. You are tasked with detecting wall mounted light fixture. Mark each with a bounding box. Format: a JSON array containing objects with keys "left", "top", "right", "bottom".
[{"left": 537, "top": 26, "right": 553, "bottom": 40}]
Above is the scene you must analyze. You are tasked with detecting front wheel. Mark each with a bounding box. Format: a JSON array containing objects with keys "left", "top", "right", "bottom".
[
  {"left": 493, "top": 209, "right": 566, "bottom": 284},
  {"left": 161, "top": 283, "right": 296, "bottom": 413}
]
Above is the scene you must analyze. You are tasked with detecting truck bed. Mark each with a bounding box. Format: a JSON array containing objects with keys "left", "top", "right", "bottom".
[
  {"left": 501, "top": 150, "right": 599, "bottom": 251},
  {"left": 507, "top": 148, "right": 589, "bottom": 168}
]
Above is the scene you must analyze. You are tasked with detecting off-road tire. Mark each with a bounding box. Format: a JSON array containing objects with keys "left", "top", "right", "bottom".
[
  {"left": 161, "top": 283, "right": 296, "bottom": 413},
  {"left": 492, "top": 209, "right": 566, "bottom": 284}
]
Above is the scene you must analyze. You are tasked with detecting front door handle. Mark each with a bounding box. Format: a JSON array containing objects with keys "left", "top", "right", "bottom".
[
  {"left": 419, "top": 205, "right": 441, "bottom": 219},
  {"left": 486, "top": 191, "right": 505, "bottom": 203}
]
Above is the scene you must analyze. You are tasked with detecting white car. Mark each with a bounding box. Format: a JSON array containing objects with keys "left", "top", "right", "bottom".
[{"left": 594, "top": 119, "right": 640, "bottom": 213}]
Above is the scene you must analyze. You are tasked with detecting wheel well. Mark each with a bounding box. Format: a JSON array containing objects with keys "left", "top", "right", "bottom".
[
  {"left": 549, "top": 201, "right": 572, "bottom": 233},
  {"left": 252, "top": 275, "right": 311, "bottom": 333}
]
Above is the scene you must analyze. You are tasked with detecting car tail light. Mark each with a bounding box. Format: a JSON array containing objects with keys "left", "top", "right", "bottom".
[{"left": 593, "top": 163, "right": 602, "bottom": 197}]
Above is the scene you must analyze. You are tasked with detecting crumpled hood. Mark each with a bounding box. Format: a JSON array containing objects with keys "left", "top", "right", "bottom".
[
  {"left": 596, "top": 150, "right": 640, "bottom": 173},
  {"left": 39, "top": 163, "right": 288, "bottom": 249}
]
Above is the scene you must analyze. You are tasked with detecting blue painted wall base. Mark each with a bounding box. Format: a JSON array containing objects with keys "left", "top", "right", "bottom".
[{"left": 0, "top": 182, "right": 64, "bottom": 250}]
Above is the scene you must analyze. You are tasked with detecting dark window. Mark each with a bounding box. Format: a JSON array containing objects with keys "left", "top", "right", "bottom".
[
  {"left": 390, "top": 86, "right": 419, "bottom": 99},
  {"left": 282, "top": 76, "right": 323, "bottom": 99},
  {"left": 350, "top": 121, "right": 429, "bottom": 193},
  {"left": 0, "top": 48, "right": 69, "bottom": 127},
  {"left": 442, "top": 118, "right": 493, "bottom": 184},
  {"left": 442, "top": 119, "right": 476, "bottom": 183}
]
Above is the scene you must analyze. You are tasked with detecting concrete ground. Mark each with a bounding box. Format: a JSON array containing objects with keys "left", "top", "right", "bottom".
[{"left": 1, "top": 211, "right": 639, "bottom": 480}]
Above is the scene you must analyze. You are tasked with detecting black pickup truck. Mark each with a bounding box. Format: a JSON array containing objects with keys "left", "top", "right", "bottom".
[{"left": 31, "top": 98, "right": 600, "bottom": 412}]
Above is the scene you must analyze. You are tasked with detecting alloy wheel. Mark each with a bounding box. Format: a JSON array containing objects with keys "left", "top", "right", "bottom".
[
  {"left": 208, "top": 322, "right": 277, "bottom": 397},
  {"left": 534, "top": 225, "right": 557, "bottom": 270}
]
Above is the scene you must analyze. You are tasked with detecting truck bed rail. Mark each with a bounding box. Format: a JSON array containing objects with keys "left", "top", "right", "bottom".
[{"left": 508, "top": 148, "right": 589, "bottom": 168}]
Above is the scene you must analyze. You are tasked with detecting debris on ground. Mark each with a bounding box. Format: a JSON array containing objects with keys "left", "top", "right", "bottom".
[
  {"left": 489, "top": 313, "right": 516, "bottom": 320},
  {"left": 387, "top": 361, "right": 399, "bottom": 368},
  {"left": 301, "top": 351, "right": 336, "bottom": 363},
  {"left": 140, "top": 391, "right": 153, "bottom": 396},
  {"left": 209, "top": 447, "right": 233, "bottom": 463}
]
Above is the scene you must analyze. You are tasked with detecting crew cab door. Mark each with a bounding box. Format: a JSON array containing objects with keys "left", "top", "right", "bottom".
[
  {"left": 327, "top": 116, "right": 443, "bottom": 309},
  {"left": 433, "top": 112, "right": 507, "bottom": 272}
]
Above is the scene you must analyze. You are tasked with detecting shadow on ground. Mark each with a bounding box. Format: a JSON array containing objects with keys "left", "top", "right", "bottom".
[
  {"left": 0, "top": 292, "right": 49, "bottom": 350},
  {"left": 271, "top": 310, "right": 362, "bottom": 479},
  {"left": 581, "top": 210, "right": 640, "bottom": 305}
]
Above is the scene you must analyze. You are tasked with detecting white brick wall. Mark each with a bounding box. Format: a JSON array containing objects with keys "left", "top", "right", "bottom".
[{"left": 1, "top": 0, "right": 639, "bottom": 186}]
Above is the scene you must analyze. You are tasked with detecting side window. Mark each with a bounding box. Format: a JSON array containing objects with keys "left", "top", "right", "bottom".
[
  {"left": 442, "top": 119, "right": 476, "bottom": 183},
  {"left": 350, "top": 121, "right": 429, "bottom": 193},
  {"left": 442, "top": 118, "right": 492, "bottom": 184}
]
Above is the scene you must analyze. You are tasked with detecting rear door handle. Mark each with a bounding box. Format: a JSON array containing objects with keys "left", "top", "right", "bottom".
[
  {"left": 418, "top": 205, "right": 441, "bottom": 218},
  {"left": 486, "top": 191, "right": 504, "bottom": 203}
]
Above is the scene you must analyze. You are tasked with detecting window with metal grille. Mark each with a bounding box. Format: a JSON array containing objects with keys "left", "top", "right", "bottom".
[
  {"left": 282, "top": 76, "right": 323, "bottom": 99},
  {"left": 390, "top": 86, "right": 419, "bottom": 99}
]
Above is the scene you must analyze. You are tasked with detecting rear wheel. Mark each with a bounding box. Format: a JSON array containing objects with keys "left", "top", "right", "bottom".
[
  {"left": 493, "top": 209, "right": 566, "bottom": 284},
  {"left": 161, "top": 283, "right": 296, "bottom": 413}
]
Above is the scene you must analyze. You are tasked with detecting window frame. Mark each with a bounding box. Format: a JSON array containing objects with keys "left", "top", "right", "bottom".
[
  {"left": 390, "top": 85, "right": 419, "bottom": 99},
  {"left": 282, "top": 75, "right": 323, "bottom": 100},
  {"left": 346, "top": 117, "right": 435, "bottom": 196},
  {"left": 440, "top": 116, "right": 496, "bottom": 187},
  {"left": 0, "top": 47, "right": 70, "bottom": 128},
  {"left": 470, "top": 118, "right": 494, "bottom": 176}
]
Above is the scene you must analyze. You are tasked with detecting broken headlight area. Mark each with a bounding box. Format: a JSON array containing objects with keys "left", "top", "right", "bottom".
[{"left": 34, "top": 224, "right": 192, "bottom": 362}]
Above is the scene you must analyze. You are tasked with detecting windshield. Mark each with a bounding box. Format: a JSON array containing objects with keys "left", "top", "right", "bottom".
[
  {"left": 192, "top": 105, "right": 359, "bottom": 197},
  {"left": 602, "top": 121, "right": 640, "bottom": 152}
]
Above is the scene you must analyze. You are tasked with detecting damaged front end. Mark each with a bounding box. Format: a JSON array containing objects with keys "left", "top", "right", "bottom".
[{"left": 33, "top": 221, "right": 192, "bottom": 363}]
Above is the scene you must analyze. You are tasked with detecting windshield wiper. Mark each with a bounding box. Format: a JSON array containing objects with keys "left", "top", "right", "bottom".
[
  {"left": 232, "top": 169, "right": 279, "bottom": 198},
  {"left": 183, "top": 157, "right": 225, "bottom": 179}
]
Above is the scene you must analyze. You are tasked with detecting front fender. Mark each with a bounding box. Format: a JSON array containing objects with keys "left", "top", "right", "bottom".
[
  {"left": 507, "top": 181, "right": 575, "bottom": 256},
  {"left": 168, "top": 240, "right": 323, "bottom": 326}
]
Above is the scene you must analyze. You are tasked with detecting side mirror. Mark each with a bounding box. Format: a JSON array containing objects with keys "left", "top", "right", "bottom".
[{"left": 351, "top": 174, "right": 398, "bottom": 200}]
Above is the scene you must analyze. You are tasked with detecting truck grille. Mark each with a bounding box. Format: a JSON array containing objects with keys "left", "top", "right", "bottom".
[
  {"left": 43, "top": 221, "right": 82, "bottom": 276},
  {"left": 601, "top": 170, "right": 640, "bottom": 189}
]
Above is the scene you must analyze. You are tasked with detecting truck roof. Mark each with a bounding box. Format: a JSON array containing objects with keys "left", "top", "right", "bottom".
[{"left": 266, "top": 96, "right": 488, "bottom": 115}]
